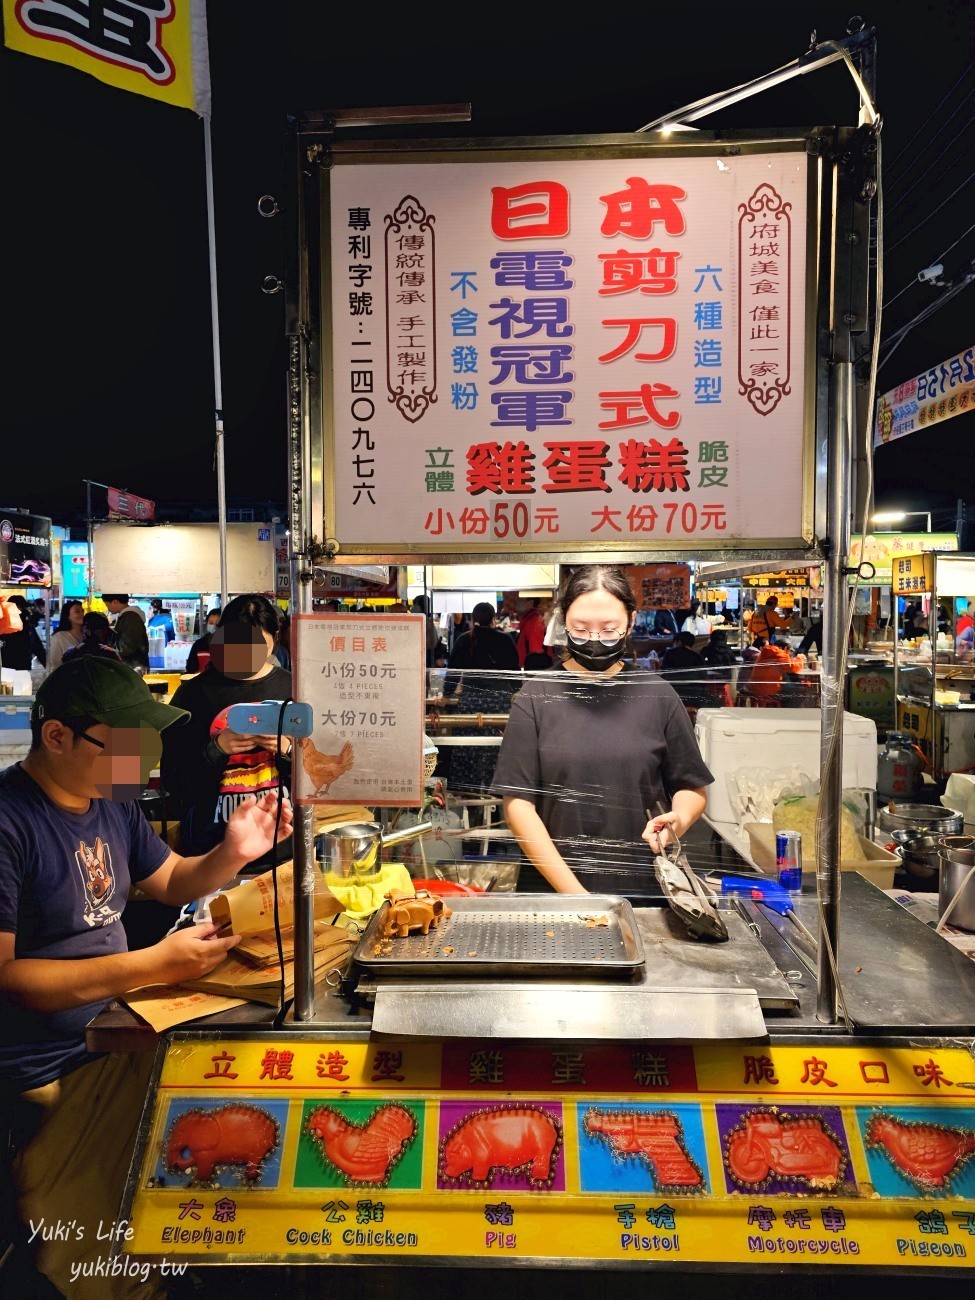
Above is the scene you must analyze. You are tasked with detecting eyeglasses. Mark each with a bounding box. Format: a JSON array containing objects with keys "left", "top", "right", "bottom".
[
  {"left": 71, "top": 727, "right": 105, "bottom": 750},
  {"left": 566, "top": 627, "right": 625, "bottom": 646}
]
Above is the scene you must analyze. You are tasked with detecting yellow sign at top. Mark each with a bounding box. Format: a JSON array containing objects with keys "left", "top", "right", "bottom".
[
  {"left": 3, "top": 0, "right": 211, "bottom": 116},
  {"left": 891, "top": 552, "right": 936, "bottom": 595}
]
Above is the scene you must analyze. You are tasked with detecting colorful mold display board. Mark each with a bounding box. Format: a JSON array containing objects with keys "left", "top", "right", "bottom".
[{"left": 121, "top": 1035, "right": 975, "bottom": 1270}]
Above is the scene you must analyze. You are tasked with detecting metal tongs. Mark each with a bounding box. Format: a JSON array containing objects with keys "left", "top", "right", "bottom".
[{"left": 652, "top": 820, "right": 729, "bottom": 943}]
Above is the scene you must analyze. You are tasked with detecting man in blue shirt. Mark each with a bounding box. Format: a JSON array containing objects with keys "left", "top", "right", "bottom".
[{"left": 0, "top": 656, "right": 293, "bottom": 1296}]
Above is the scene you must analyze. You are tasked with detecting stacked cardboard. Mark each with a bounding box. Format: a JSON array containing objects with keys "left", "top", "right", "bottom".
[
  {"left": 180, "top": 925, "right": 355, "bottom": 1006},
  {"left": 182, "top": 860, "right": 355, "bottom": 1005}
]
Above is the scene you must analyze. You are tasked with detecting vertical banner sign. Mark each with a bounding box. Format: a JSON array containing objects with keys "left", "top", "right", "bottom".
[
  {"left": 323, "top": 141, "right": 813, "bottom": 555},
  {"left": 59, "top": 540, "right": 92, "bottom": 598},
  {"left": 293, "top": 614, "right": 425, "bottom": 806}
]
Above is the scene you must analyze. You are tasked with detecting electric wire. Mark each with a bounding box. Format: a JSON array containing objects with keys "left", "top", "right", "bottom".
[
  {"left": 856, "top": 230, "right": 975, "bottom": 367},
  {"left": 884, "top": 108, "right": 975, "bottom": 214},
  {"left": 880, "top": 278, "right": 970, "bottom": 357},
  {"left": 877, "top": 275, "right": 973, "bottom": 373},
  {"left": 885, "top": 171, "right": 975, "bottom": 253},
  {"left": 882, "top": 63, "right": 974, "bottom": 181},
  {"left": 878, "top": 219, "right": 975, "bottom": 314}
]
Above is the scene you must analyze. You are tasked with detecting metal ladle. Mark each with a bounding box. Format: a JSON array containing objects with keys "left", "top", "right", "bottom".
[{"left": 315, "top": 821, "right": 433, "bottom": 881}]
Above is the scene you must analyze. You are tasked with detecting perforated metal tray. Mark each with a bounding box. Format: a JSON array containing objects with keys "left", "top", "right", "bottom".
[{"left": 354, "top": 894, "right": 645, "bottom": 977}]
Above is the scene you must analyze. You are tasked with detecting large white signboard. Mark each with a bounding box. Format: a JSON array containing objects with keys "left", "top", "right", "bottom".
[
  {"left": 293, "top": 614, "right": 425, "bottom": 806},
  {"left": 325, "top": 143, "right": 813, "bottom": 556}
]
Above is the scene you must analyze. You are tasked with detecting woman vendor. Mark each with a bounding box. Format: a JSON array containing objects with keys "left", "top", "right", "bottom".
[{"left": 491, "top": 565, "right": 713, "bottom": 893}]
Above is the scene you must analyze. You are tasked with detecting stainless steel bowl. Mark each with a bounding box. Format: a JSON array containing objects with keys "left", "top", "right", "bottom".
[
  {"left": 876, "top": 803, "right": 964, "bottom": 837},
  {"left": 898, "top": 832, "right": 945, "bottom": 881}
]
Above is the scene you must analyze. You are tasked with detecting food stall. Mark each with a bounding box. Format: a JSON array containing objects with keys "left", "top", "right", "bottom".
[
  {"left": 96, "top": 71, "right": 974, "bottom": 1284},
  {"left": 841, "top": 532, "right": 961, "bottom": 732},
  {"left": 892, "top": 551, "right": 975, "bottom": 779}
]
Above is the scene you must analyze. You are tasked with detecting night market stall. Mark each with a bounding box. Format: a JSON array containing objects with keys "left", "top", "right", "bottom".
[{"left": 84, "top": 34, "right": 975, "bottom": 1286}]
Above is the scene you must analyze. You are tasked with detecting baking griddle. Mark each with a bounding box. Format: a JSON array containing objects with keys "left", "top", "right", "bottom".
[{"left": 354, "top": 894, "right": 645, "bottom": 977}]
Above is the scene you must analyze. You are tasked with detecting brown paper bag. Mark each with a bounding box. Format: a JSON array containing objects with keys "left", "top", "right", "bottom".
[
  {"left": 235, "top": 920, "right": 351, "bottom": 968},
  {"left": 122, "top": 985, "right": 249, "bottom": 1031},
  {"left": 208, "top": 860, "right": 344, "bottom": 935},
  {"left": 181, "top": 934, "right": 355, "bottom": 1005}
]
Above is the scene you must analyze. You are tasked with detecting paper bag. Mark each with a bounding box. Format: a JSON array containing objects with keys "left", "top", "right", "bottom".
[
  {"left": 122, "top": 985, "right": 248, "bottom": 1032},
  {"left": 208, "top": 860, "right": 343, "bottom": 935},
  {"left": 235, "top": 920, "right": 351, "bottom": 968}
]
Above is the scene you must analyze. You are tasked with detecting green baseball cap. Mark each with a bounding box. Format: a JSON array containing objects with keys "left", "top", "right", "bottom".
[{"left": 32, "top": 656, "right": 189, "bottom": 732}]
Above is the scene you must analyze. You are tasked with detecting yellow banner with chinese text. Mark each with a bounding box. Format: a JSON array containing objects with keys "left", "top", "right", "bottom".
[{"left": 3, "top": 0, "right": 210, "bottom": 115}]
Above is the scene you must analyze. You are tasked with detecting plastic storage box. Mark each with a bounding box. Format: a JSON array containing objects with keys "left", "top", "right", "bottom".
[
  {"left": 0, "top": 695, "right": 33, "bottom": 766},
  {"left": 744, "top": 823, "right": 898, "bottom": 889},
  {"left": 694, "top": 707, "right": 878, "bottom": 824}
]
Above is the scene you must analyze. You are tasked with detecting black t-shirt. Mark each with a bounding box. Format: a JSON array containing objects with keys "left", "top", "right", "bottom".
[
  {"left": 491, "top": 664, "right": 713, "bottom": 872},
  {"left": 162, "top": 664, "right": 293, "bottom": 865},
  {"left": 443, "top": 625, "right": 521, "bottom": 699}
]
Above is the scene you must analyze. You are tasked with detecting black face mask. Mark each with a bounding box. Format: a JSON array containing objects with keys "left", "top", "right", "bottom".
[{"left": 565, "top": 635, "right": 626, "bottom": 672}]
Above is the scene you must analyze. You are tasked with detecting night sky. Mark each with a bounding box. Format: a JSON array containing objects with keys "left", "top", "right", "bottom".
[{"left": 4, "top": 2, "right": 972, "bottom": 530}]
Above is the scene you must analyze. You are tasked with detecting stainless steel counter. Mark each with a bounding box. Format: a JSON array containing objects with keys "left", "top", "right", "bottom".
[{"left": 91, "top": 874, "right": 975, "bottom": 1051}]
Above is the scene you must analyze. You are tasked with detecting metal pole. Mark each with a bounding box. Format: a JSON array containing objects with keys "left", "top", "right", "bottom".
[
  {"left": 931, "top": 554, "right": 938, "bottom": 777},
  {"left": 899, "top": 590, "right": 904, "bottom": 722},
  {"left": 86, "top": 480, "right": 94, "bottom": 606},
  {"left": 818, "top": 360, "right": 854, "bottom": 1021},
  {"left": 203, "top": 118, "right": 229, "bottom": 606},
  {"left": 289, "top": 117, "right": 317, "bottom": 1018},
  {"left": 292, "top": 505, "right": 316, "bottom": 1022}
]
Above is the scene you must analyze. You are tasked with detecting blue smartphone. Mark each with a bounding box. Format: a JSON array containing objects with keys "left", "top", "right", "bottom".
[{"left": 226, "top": 700, "right": 314, "bottom": 738}]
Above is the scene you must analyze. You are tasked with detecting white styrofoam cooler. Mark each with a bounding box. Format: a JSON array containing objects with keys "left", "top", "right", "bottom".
[{"left": 693, "top": 707, "right": 878, "bottom": 823}]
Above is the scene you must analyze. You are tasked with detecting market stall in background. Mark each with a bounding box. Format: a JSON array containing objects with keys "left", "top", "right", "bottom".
[{"left": 891, "top": 550, "right": 975, "bottom": 780}]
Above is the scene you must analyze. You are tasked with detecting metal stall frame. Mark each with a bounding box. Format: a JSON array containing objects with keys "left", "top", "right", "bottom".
[{"left": 281, "top": 103, "right": 879, "bottom": 1026}]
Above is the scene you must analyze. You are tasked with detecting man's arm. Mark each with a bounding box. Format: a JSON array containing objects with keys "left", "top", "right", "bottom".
[
  {"left": 0, "top": 925, "right": 239, "bottom": 1015},
  {"left": 138, "top": 790, "right": 294, "bottom": 907}
]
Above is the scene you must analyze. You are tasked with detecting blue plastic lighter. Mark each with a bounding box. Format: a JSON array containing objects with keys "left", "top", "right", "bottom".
[{"left": 716, "top": 874, "right": 795, "bottom": 916}]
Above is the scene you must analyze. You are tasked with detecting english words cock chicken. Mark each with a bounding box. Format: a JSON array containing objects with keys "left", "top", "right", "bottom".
[{"left": 299, "top": 737, "right": 355, "bottom": 794}]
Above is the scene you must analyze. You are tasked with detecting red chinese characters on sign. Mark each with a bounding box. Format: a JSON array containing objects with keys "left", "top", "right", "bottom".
[
  {"left": 202, "top": 1051, "right": 238, "bottom": 1080},
  {"left": 259, "top": 1049, "right": 294, "bottom": 1081},
  {"left": 599, "top": 178, "right": 687, "bottom": 239},
  {"left": 800, "top": 1056, "right": 838, "bottom": 1088},
  {"left": 371, "top": 1050, "right": 406, "bottom": 1083},
  {"left": 738, "top": 183, "right": 792, "bottom": 416},
  {"left": 743, "top": 1054, "right": 780, "bottom": 1086},
  {"left": 913, "top": 1058, "right": 953, "bottom": 1088},
  {"left": 439, "top": 1042, "right": 698, "bottom": 1091},
  {"left": 491, "top": 182, "right": 570, "bottom": 240},
  {"left": 599, "top": 318, "right": 677, "bottom": 364},
  {"left": 316, "top": 1051, "right": 351, "bottom": 1081}
]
